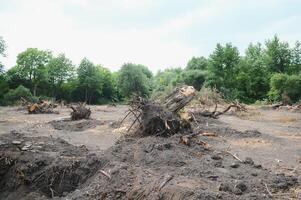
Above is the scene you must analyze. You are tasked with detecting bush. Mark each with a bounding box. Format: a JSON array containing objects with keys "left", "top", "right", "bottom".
[
  {"left": 3, "top": 85, "right": 33, "bottom": 105},
  {"left": 195, "top": 86, "right": 225, "bottom": 106},
  {"left": 180, "top": 70, "right": 206, "bottom": 91},
  {"left": 268, "top": 73, "right": 301, "bottom": 102}
]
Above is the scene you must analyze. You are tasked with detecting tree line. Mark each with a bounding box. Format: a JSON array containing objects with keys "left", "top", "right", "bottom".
[{"left": 0, "top": 35, "right": 300, "bottom": 105}]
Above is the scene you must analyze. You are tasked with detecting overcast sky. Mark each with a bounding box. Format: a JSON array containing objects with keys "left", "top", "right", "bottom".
[{"left": 0, "top": 0, "right": 301, "bottom": 72}]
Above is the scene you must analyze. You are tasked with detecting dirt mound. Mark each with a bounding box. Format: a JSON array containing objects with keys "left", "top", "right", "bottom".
[
  {"left": 50, "top": 119, "right": 105, "bottom": 131},
  {"left": 62, "top": 134, "right": 299, "bottom": 200},
  {"left": 0, "top": 132, "right": 106, "bottom": 200}
]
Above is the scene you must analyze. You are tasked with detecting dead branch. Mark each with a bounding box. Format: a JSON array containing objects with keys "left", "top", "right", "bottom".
[
  {"left": 100, "top": 170, "right": 111, "bottom": 179},
  {"left": 264, "top": 183, "right": 273, "bottom": 197},
  {"left": 225, "top": 151, "right": 243, "bottom": 162},
  {"left": 158, "top": 175, "right": 173, "bottom": 190},
  {"left": 196, "top": 101, "right": 247, "bottom": 119}
]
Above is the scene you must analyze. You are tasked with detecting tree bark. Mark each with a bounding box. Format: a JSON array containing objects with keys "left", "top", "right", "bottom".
[
  {"left": 163, "top": 85, "right": 196, "bottom": 113},
  {"left": 33, "top": 84, "right": 37, "bottom": 96}
]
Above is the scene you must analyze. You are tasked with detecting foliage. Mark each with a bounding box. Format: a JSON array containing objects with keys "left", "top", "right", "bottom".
[
  {"left": 206, "top": 43, "right": 240, "bottom": 98},
  {"left": 16, "top": 48, "right": 52, "bottom": 96},
  {"left": 235, "top": 43, "right": 270, "bottom": 103},
  {"left": 0, "top": 36, "right": 6, "bottom": 72},
  {"left": 268, "top": 73, "right": 301, "bottom": 102},
  {"left": 264, "top": 35, "right": 291, "bottom": 73},
  {"left": 180, "top": 70, "right": 206, "bottom": 91},
  {"left": 1, "top": 35, "right": 301, "bottom": 105},
  {"left": 186, "top": 56, "right": 208, "bottom": 70},
  {"left": 290, "top": 41, "right": 301, "bottom": 74},
  {"left": 47, "top": 53, "right": 74, "bottom": 97},
  {"left": 3, "top": 85, "right": 33, "bottom": 105},
  {"left": 77, "top": 58, "right": 104, "bottom": 104},
  {"left": 117, "top": 63, "right": 152, "bottom": 98},
  {"left": 153, "top": 68, "right": 183, "bottom": 91},
  {"left": 195, "top": 86, "right": 225, "bottom": 106}
]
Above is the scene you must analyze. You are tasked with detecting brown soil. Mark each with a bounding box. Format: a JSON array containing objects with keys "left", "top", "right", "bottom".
[{"left": 0, "top": 105, "right": 300, "bottom": 199}]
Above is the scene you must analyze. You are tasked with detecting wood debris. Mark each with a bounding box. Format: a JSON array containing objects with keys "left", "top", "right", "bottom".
[{"left": 70, "top": 103, "right": 91, "bottom": 120}]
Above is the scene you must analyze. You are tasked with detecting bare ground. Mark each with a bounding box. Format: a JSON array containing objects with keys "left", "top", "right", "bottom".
[{"left": 0, "top": 105, "right": 300, "bottom": 199}]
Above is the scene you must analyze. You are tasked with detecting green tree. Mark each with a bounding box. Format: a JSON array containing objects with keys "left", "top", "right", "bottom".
[
  {"left": 0, "top": 36, "right": 6, "bottom": 72},
  {"left": 47, "top": 54, "right": 74, "bottom": 98},
  {"left": 290, "top": 41, "right": 301, "bottom": 74},
  {"left": 264, "top": 35, "right": 291, "bottom": 73},
  {"left": 16, "top": 48, "right": 52, "bottom": 96},
  {"left": 0, "top": 36, "right": 8, "bottom": 104},
  {"left": 186, "top": 56, "right": 208, "bottom": 70},
  {"left": 97, "top": 66, "right": 116, "bottom": 103},
  {"left": 236, "top": 43, "right": 270, "bottom": 102},
  {"left": 117, "top": 63, "right": 152, "bottom": 98},
  {"left": 77, "top": 58, "right": 104, "bottom": 104},
  {"left": 180, "top": 70, "right": 206, "bottom": 91},
  {"left": 269, "top": 73, "right": 301, "bottom": 102},
  {"left": 206, "top": 43, "right": 240, "bottom": 98},
  {"left": 153, "top": 68, "right": 182, "bottom": 91}
]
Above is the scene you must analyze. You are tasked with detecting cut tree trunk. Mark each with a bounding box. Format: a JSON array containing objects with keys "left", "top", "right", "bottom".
[
  {"left": 70, "top": 103, "right": 91, "bottom": 120},
  {"left": 163, "top": 85, "right": 196, "bottom": 113}
]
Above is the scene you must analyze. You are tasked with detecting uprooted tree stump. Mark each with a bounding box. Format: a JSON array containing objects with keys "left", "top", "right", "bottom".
[
  {"left": 28, "top": 100, "right": 58, "bottom": 114},
  {"left": 122, "top": 85, "right": 196, "bottom": 136},
  {"left": 70, "top": 103, "right": 91, "bottom": 120},
  {"left": 163, "top": 85, "right": 196, "bottom": 113}
]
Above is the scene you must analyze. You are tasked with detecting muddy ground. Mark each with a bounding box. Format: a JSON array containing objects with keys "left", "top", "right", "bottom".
[{"left": 0, "top": 105, "right": 300, "bottom": 199}]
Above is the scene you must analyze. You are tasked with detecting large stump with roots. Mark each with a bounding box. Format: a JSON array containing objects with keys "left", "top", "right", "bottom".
[
  {"left": 70, "top": 104, "right": 91, "bottom": 120},
  {"left": 127, "top": 85, "right": 196, "bottom": 136}
]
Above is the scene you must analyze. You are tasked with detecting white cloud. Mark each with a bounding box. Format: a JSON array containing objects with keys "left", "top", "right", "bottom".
[
  {"left": 0, "top": 0, "right": 300, "bottom": 72},
  {"left": 0, "top": 0, "right": 197, "bottom": 72}
]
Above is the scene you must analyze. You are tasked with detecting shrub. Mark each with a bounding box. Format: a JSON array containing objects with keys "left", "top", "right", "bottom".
[
  {"left": 3, "top": 85, "right": 33, "bottom": 105},
  {"left": 180, "top": 70, "right": 206, "bottom": 91},
  {"left": 195, "top": 86, "right": 225, "bottom": 106},
  {"left": 268, "top": 73, "right": 301, "bottom": 102}
]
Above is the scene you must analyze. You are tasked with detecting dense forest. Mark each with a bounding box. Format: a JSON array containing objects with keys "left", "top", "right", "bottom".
[{"left": 0, "top": 35, "right": 300, "bottom": 105}]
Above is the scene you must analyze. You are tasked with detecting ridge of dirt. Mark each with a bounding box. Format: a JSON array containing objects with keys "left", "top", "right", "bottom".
[
  {"left": 0, "top": 132, "right": 107, "bottom": 200},
  {"left": 65, "top": 134, "right": 299, "bottom": 200}
]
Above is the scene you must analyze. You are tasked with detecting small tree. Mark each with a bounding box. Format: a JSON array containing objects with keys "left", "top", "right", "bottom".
[
  {"left": 77, "top": 58, "right": 104, "bottom": 104},
  {"left": 47, "top": 54, "right": 74, "bottom": 98},
  {"left": 117, "top": 63, "right": 152, "bottom": 98}
]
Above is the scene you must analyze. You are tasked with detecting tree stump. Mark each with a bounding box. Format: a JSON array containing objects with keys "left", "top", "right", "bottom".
[
  {"left": 70, "top": 104, "right": 91, "bottom": 120},
  {"left": 163, "top": 85, "right": 196, "bottom": 113},
  {"left": 128, "top": 85, "right": 196, "bottom": 136}
]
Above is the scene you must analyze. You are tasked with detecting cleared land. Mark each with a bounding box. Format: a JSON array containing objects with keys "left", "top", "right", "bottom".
[{"left": 0, "top": 105, "right": 300, "bottom": 199}]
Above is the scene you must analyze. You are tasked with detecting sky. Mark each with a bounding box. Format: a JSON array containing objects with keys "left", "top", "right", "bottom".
[{"left": 0, "top": 0, "right": 301, "bottom": 72}]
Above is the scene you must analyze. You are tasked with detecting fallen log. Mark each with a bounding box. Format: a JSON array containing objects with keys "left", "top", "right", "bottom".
[
  {"left": 27, "top": 100, "right": 58, "bottom": 114},
  {"left": 70, "top": 103, "right": 91, "bottom": 120}
]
